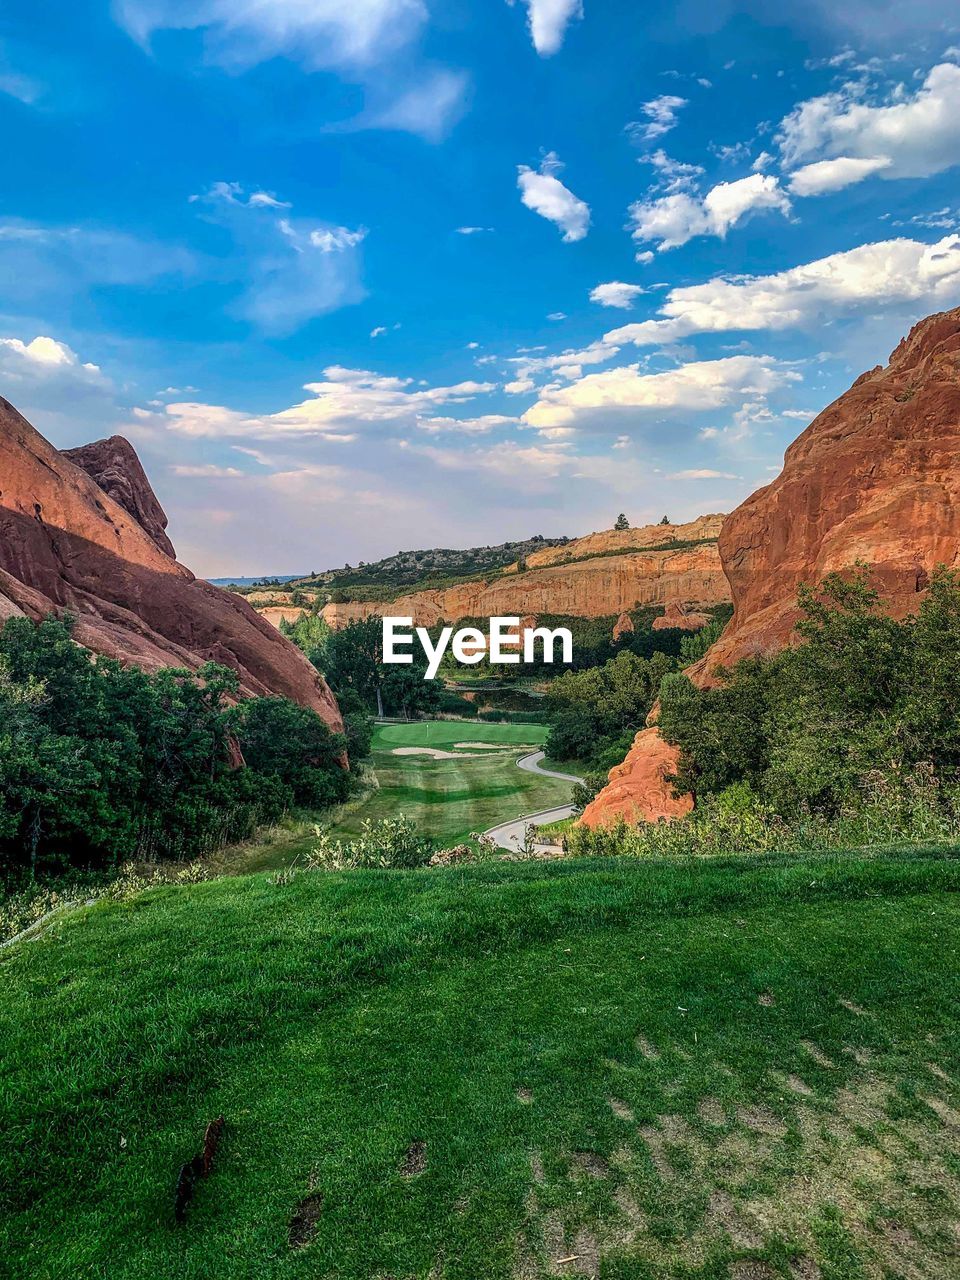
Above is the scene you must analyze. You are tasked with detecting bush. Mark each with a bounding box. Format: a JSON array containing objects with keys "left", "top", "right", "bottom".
[
  {"left": 308, "top": 815, "right": 434, "bottom": 870},
  {"left": 437, "top": 691, "right": 478, "bottom": 717},
  {"left": 565, "top": 766, "right": 960, "bottom": 861},
  {"left": 230, "top": 696, "right": 349, "bottom": 808}
]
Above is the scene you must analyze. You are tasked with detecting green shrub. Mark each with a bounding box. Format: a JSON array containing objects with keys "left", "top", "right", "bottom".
[{"left": 309, "top": 815, "right": 434, "bottom": 870}]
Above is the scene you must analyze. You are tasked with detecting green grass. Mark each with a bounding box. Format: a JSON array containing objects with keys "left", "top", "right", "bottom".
[
  {"left": 320, "top": 720, "right": 575, "bottom": 849},
  {"left": 3, "top": 849, "right": 960, "bottom": 1278}
]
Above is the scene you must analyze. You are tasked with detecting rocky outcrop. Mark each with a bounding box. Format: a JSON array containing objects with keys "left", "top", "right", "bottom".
[
  {"left": 612, "top": 612, "right": 634, "bottom": 642},
  {"left": 652, "top": 602, "right": 712, "bottom": 632},
  {"left": 0, "top": 397, "right": 343, "bottom": 733},
  {"left": 582, "top": 307, "right": 960, "bottom": 828},
  {"left": 63, "top": 435, "right": 176, "bottom": 558},
  {"left": 317, "top": 516, "right": 729, "bottom": 629},
  {"left": 580, "top": 728, "right": 692, "bottom": 828},
  {"left": 689, "top": 308, "right": 960, "bottom": 678}
]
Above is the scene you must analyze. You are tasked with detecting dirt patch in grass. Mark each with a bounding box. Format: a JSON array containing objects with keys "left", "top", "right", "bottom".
[
  {"left": 698, "top": 1096, "right": 727, "bottom": 1126},
  {"left": 399, "top": 1140, "right": 427, "bottom": 1177},
  {"left": 570, "top": 1151, "right": 609, "bottom": 1180},
  {"left": 288, "top": 1193, "right": 323, "bottom": 1249},
  {"left": 607, "top": 1096, "right": 634, "bottom": 1121},
  {"left": 635, "top": 1034, "right": 660, "bottom": 1060},
  {"left": 736, "top": 1104, "right": 788, "bottom": 1138},
  {"left": 801, "top": 1040, "right": 836, "bottom": 1069}
]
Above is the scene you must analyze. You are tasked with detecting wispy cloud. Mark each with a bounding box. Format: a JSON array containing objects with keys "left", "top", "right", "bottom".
[
  {"left": 627, "top": 95, "right": 687, "bottom": 143},
  {"left": 193, "top": 182, "right": 367, "bottom": 334}
]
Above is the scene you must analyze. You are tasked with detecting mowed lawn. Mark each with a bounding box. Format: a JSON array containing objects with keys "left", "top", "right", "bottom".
[
  {"left": 325, "top": 720, "right": 576, "bottom": 846},
  {"left": 3, "top": 851, "right": 960, "bottom": 1279}
]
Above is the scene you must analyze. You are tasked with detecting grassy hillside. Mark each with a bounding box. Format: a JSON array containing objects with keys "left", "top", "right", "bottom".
[{"left": 3, "top": 850, "right": 960, "bottom": 1278}]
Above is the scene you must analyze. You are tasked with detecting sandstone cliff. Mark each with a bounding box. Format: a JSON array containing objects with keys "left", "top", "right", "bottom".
[
  {"left": 0, "top": 397, "right": 343, "bottom": 732},
  {"left": 582, "top": 308, "right": 960, "bottom": 828},
  {"left": 317, "top": 516, "right": 728, "bottom": 629}
]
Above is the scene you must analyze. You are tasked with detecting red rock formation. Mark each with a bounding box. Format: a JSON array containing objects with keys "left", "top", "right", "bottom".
[
  {"left": 689, "top": 308, "right": 960, "bottom": 678},
  {"left": 0, "top": 397, "right": 343, "bottom": 734},
  {"left": 652, "top": 602, "right": 712, "bottom": 632},
  {"left": 612, "top": 611, "right": 634, "bottom": 642},
  {"left": 579, "top": 728, "right": 692, "bottom": 828},
  {"left": 583, "top": 307, "right": 960, "bottom": 828},
  {"left": 64, "top": 435, "right": 176, "bottom": 558}
]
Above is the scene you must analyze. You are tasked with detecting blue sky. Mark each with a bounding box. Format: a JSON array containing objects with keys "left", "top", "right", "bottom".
[{"left": 2, "top": 0, "right": 960, "bottom": 575}]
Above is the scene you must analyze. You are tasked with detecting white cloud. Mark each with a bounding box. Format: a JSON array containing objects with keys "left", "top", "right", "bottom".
[
  {"left": 787, "top": 155, "right": 892, "bottom": 196},
  {"left": 668, "top": 468, "right": 740, "bottom": 480},
  {"left": 522, "top": 355, "right": 797, "bottom": 430},
  {"left": 635, "top": 250, "right": 655, "bottom": 265},
  {"left": 344, "top": 68, "right": 468, "bottom": 141},
  {"left": 0, "top": 335, "right": 113, "bottom": 432},
  {"left": 370, "top": 326, "right": 387, "bottom": 337},
  {"left": 415, "top": 413, "right": 516, "bottom": 435},
  {"left": 627, "top": 95, "right": 687, "bottom": 143},
  {"left": 514, "top": 0, "right": 583, "bottom": 56},
  {"left": 517, "top": 152, "right": 591, "bottom": 242},
  {"left": 605, "top": 234, "right": 960, "bottom": 346},
  {"left": 456, "top": 225, "right": 494, "bottom": 234},
  {"left": 640, "top": 149, "right": 704, "bottom": 193},
  {"left": 510, "top": 339, "right": 619, "bottom": 383},
  {"left": 779, "top": 62, "right": 960, "bottom": 182},
  {"left": 0, "top": 70, "right": 42, "bottom": 105},
  {"left": 629, "top": 174, "right": 791, "bottom": 251},
  {"left": 194, "top": 183, "right": 366, "bottom": 333},
  {"left": 0, "top": 335, "right": 100, "bottom": 371},
  {"left": 150, "top": 367, "right": 498, "bottom": 441},
  {"left": 0, "top": 222, "right": 194, "bottom": 304},
  {"left": 590, "top": 281, "right": 645, "bottom": 309},
  {"left": 171, "top": 464, "right": 244, "bottom": 478},
  {"left": 308, "top": 226, "right": 368, "bottom": 252}
]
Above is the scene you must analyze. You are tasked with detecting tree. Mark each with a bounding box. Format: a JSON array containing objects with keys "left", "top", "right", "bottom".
[
  {"left": 319, "top": 617, "right": 440, "bottom": 720},
  {"left": 230, "top": 697, "right": 349, "bottom": 808},
  {"left": 658, "top": 568, "right": 960, "bottom": 818},
  {"left": 614, "top": 513, "right": 630, "bottom": 531},
  {"left": 545, "top": 648, "right": 676, "bottom": 764}
]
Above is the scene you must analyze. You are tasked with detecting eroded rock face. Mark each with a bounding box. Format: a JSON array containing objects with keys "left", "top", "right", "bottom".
[
  {"left": 692, "top": 309, "right": 960, "bottom": 678},
  {"left": 584, "top": 308, "right": 960, "bottom": 827},
  {"left": 651, "top": 602, "right": 712, "bottom": 632},
  {"left": 579, "top": 728, "right": 692, "bottom": 828},
  {"left": 319, "top": 516, "right": 729, "bottom": 629},
  {"left": 63, "top": 435, "right": 176, "bottom": 558},
  {"left": 0, "top": 397, "right": 343, "bottom": 733},
  {"left": 612, "top": 611, "right": 634, "bottom": 642}
]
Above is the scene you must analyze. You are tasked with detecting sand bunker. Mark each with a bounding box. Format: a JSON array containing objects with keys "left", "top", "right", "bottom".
[
  {"left": 452, "top": 741, "right": 537, "bottom": 751},
  {"left": 391, "top": 747, "right": 487, "bottom": 759}
]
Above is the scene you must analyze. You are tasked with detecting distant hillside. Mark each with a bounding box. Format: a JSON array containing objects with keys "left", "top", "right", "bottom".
[{"left": 289, "top": 533, "right": 571, "bottom": 595}]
